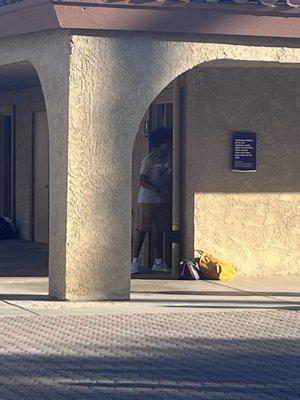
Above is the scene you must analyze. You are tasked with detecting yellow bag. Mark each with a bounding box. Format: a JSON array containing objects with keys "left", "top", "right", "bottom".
[{"left": 196, "top": 250, "right": 237, "bottom": 281}]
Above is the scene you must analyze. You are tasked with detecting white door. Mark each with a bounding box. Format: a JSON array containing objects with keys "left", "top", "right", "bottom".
[{"left": 33, "top": 111, "right": 49, "bottom": 244}]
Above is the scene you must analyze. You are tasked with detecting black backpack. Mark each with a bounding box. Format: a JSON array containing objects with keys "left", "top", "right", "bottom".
[{"left": 179, "top": 260, "right": 201, "bottom": 280}]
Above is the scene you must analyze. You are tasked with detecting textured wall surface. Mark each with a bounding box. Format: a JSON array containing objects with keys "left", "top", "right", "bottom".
[
  {"left": 184, "top": 68, "right": 300, "bottom": 276},
  {"left": 1, "top": 30, "right": 300, "bottom": 300},
  {"left": 68, "top": 33, "right": 300, "bottom": 300},
  {"left": 0, "top": 30, "right": 71, "bottom": 299},
  {"left": 0, "top": 87, "right": 44, "bottom": 240}
]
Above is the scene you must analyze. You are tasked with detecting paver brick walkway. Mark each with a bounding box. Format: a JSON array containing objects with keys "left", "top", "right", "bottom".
[{"left": 0, "top": 310, "right": 299, "bottom": 399}]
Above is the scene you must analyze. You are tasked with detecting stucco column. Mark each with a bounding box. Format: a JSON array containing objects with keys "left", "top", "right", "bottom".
[
  {"left": 66, "top": 34, "right": 195, "bottom": 300},
  {"left": 65, "top": 86, "right": 133, "bottom": 301},
  {"left": 66, "top": 35, "right": 184, "bottom": 300},
  {"left": 66, "top": 38, "right": 136, "bottom": 300},
  {"left": 0, "top": 30, "right": 71, "bottom": 300},
  {"left": 32, "top": 34, "right": 71, "bottom": 301}
]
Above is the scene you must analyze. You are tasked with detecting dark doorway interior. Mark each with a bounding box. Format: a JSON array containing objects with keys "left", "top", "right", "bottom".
[
  {"left": 0, "top": 64, "right": 49, "bottom": 287},
  {"left": 0, "top": 103, "right": 48, "bottom": 279},
  {"left": 132, "top": 100, "right": 174, "bottom": 279},
  {"left": 32, "top": 108, "right": 49, "bottom": 244},
  {"left": 148, "top": 101, "right": 173, "bottom": 271},
  {"left": 0, "top": 240, "right": 48, "bottom": 277},
  {"left": 0, "top": 109, "right": 14, "bottom": 219}
]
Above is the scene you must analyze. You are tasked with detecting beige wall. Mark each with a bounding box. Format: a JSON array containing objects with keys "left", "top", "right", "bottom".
[
  {"left": 183, "top": 67, "right": 300, "bottom": 276},
  {"left": 0, "top": 29, "right": 71, "bottom": 299},
  {"left": 0, "top": 87, "right": 44, "bottom": 239},
  {"left": 1, "top": 29, "right": 300, "bottom": 300},
  {"left": 67, "top": 33, "right": 300, "bottom": 301}
]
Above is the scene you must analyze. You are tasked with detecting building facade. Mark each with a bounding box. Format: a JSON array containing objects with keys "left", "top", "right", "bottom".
[{"left": 0, "top": 0, "right": 299, "bottom": 300}]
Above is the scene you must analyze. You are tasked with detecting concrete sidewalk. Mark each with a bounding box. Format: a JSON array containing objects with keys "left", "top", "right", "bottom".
[
  {"left": 0, "top": 256, "right": 299, "bottom": 399},
  {"left": 0, "top": 240, "right": 298, "bottom": 316},
  {"left": 0, "top": 275, "right": 299, "bottom": 316},
  {"left": 0, "top": 308, "right": 299, "bottom": 400}
]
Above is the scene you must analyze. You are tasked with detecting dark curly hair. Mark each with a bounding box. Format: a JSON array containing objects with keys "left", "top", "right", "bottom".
[{"left": 149, "top": 127, "right": 172, "bottom": 148}]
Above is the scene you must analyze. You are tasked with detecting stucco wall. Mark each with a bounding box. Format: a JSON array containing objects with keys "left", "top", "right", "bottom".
[
  {"left": 68, "top": 33, "right": 300, "bottom": 300},
  {"left": 183, "top": 67, "right": 300, "bottom": 276},
  {"left": 1, "top": 29, "right": 300, "bottom": 300},
  {"left": 0, "top": 30, "right": 71, "bottom": 298},
  {"left": 0, "top": 87, "right": 44, "bottom": 239}
]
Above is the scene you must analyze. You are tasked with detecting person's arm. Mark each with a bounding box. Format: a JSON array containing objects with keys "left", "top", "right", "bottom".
[
  {"left": 139, "top": 174, "right": 160, "bottom": 192},
  {"left": 139, "top": 156, "right": 160, "bottom": 192}
]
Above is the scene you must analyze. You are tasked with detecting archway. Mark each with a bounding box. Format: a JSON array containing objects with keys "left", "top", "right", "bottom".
[
  {"left": 130, "top": 60, "right": 300, "bottom": 286},
  {"left": 47, "top": 33, "right": 300, "bottom": 300},
  {"left": 0, "top": 61, "right": 49, "bottom": 298},
  {"left": 131, "top": 82, "right": 175, "bottom": 279}
]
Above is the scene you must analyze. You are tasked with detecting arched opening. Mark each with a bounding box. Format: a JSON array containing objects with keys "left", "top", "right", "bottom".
[
  {"left": 131, "top": 60, "right": 300, "bottom": 287},
  {"left": 131, "top": 83, "right": 175, "bottom": 279},
  {"left": 0, "top": 61, "right": 49, "bottom": 298}
]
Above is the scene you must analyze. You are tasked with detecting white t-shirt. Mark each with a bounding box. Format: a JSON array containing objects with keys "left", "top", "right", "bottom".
[{"left": 138, "top": 151, "right": 172, "bottom": 203}]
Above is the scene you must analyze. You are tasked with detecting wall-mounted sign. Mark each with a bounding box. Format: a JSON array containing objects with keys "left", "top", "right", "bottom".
[{"left": 232, "top": 132, "right": 257, "bottom": 172}]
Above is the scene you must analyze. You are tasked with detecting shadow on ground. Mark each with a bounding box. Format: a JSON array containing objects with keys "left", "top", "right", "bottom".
[
  {"left": 0, "top": 240, "right": 48, "bottom": 277},
  {"left": 0, "top": 335, "right": 299, "bottom": 400}
]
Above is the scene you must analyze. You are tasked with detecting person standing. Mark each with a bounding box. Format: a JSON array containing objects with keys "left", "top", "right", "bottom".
[{"left": 131, "top": 127, "right": 172, "bottom": 274}]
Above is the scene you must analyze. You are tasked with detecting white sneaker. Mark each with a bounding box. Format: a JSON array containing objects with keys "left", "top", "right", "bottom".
[
  {"left": 131, "top": 259, "right": 140, "bottom": 274},
  {"left": 151, "top": 261, "right": 170, "bottom": 272}
]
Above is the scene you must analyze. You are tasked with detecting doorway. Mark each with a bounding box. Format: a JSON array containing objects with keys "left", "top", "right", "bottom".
[
  {"left": 32, "top": 107, "right": 49, "bottom": 244},
  {"left": 0, "top": 102, "right": 49, "bottom": 279},
  {"left": 132, "top": 83, "right": 175, "bottom": 278},
  {"left": 148, "top": 101, "right": 173, "bottom": 272},
  {"left": 0, "top": 105, "right": 14, "bottom": 220}
]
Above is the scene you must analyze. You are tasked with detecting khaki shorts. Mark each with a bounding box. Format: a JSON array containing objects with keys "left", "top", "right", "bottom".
[{"left": 136, "top": 203, "right": 171, "bottom": 233}]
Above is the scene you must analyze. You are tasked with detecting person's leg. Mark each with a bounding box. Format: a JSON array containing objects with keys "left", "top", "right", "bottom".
[
  {"left": 153, "top": 231, "right": 163, "bottom": 259},
  {"left": 152, "top": 230, "right": 168, "bottom": 271},
  {"left": 133, "top": 230, "right": 146, "bottom": 259},
  {"left": 132, "top": 204, "right": 152, "bottom": 274},
  {"left": 152, "top": 203, "right": 171, "bottom": 271}
]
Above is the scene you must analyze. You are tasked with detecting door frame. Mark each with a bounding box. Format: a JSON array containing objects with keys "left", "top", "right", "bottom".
[
  {"left": 147, "top": 82, "right": 177, "bottom": 279},
  {"left": 150, "top": 79, "right": 184, "bottom": 278},
  {"left": 148, "top": 90, "right": 175, "bottom": 272},
  {"left": 31, "top": 102, "right": 49, "bottom": 242},
  {"left": 0, "top": 104, "right": 16, "bottom": 221}
]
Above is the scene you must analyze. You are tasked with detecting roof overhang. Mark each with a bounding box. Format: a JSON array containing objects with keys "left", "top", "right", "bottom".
[{"left": 0, "top": 0, "right": 300, "bottom": 39}]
